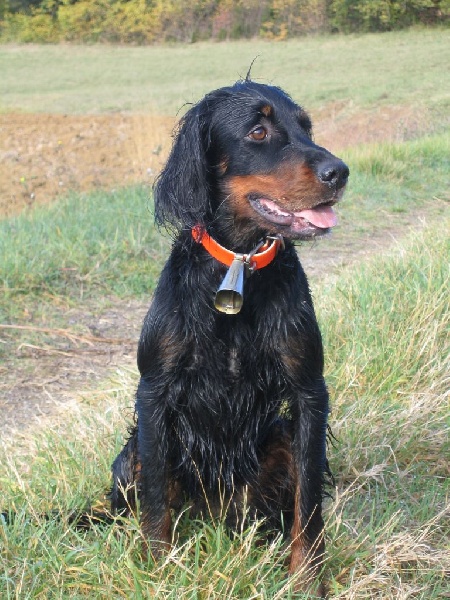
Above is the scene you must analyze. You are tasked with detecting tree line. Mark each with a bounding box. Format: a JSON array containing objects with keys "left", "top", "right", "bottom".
[{"left": 0, "top": 0, "right": 447, "bottom": 44}]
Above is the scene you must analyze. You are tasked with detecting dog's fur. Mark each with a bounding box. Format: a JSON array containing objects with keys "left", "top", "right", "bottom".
[{"left": 111, "top": 80, "right": 348, "bottom": 595}]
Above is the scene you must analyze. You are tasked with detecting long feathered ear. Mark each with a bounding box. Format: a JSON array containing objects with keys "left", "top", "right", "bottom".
[{"left": 153, "top": 102, "right": 212, "bottom": 234}]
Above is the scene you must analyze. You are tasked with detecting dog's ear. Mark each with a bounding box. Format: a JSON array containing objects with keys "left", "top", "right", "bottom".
[{"left": 153, "top": 103, "right": 212, "bottom": 233}]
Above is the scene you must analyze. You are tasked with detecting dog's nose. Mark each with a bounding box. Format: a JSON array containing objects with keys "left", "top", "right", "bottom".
[{"left": 317, "top": 159, "right": 349, "bottom": 189}]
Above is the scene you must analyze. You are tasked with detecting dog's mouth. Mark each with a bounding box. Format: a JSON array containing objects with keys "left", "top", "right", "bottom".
[{"left": 248, "top": 195, "right": 338, "bottom": 237}]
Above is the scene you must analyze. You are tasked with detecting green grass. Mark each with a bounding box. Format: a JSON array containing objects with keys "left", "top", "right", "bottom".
[
  {"left": 1, "top": 29, "right": 449, "bottom": 598},
  {"left": 335, "top": 131, "right": 449, "bottom": 236},
  {"left": 321, "top": 225, "right": 449, "bottom": 472},
  {"left": 0, "top": 186, "right": 168, "bottom": 322},
  {"left": 320, "top": 224, "right": 449, "bottom": 597},
  {"left": 1, "top": 223, "right": 448, "bottom": 598},
  {"left": 1, "top": 29, "right": 449, "bottom": 115},
  {"left": 1, "top": 130, "right": 448, "bottom": 326}
]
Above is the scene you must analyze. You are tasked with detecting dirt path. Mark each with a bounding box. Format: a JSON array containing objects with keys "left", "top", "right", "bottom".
[
  {"left": 1, "top": 299, "right": 146, "bottom": 433},
  {"left": 0, "top": 104, "right": 428, "bottom": 434},
  {"left": 2, "top": 216, "right": 430, "bottom": 436}
]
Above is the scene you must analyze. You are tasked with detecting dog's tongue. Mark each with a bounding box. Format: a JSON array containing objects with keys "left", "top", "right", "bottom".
[
  {"left": 254, "top": 198, "right": 338, "bottom": 229},
  {"left": 295, "top": 205, "right": 337, "bottom": 229}
]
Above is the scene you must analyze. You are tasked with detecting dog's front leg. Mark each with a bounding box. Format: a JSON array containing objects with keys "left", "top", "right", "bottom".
[
  {"left": 136, "top": 377, "right": 172, "bottom": 560},
  {"left": 289, "top": 381, "right": 329, "bottom": 598}
]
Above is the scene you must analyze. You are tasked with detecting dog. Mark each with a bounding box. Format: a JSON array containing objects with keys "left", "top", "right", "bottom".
[{"left": 111, "top": 79, "right": 349, "bottom": 596}]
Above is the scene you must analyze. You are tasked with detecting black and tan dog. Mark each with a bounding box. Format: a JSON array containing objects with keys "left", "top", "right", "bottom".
[{"left": 111, "top": 79, "right": 349, "bottom": 595}]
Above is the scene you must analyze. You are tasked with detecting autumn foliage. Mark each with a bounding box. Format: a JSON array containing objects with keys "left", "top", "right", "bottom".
[{"left": 0, "top": 0, "right": 446, "bottom": 43}]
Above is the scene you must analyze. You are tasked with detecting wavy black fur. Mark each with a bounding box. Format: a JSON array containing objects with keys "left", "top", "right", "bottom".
[{"left": 111, "top": 79, "right": 348, "bottom": 596}]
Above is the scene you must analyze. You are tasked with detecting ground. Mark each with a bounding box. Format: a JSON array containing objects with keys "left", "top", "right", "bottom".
[
  {"left": 0, "top": 113, "right": 173, "bottom": 217},
  {"left": 0, "top": 105, "right": 426, "bottom": 434},
  {"left": 0, "top": 104, "right": 423, "bottom": 216}
]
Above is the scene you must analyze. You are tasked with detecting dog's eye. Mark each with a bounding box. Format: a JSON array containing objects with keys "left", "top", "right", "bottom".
[{"left": 248, "top": 126, "right": 268, "bottom": 141}]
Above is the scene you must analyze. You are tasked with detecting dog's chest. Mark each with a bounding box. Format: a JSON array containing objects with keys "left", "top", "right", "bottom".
[{"left": 228, "top": 347, "right": 240, "bottom": 377}]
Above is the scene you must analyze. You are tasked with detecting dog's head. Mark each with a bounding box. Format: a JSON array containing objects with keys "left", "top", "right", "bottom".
[{"left": 154, "top": 80, "right": 349, "bottom": 244}]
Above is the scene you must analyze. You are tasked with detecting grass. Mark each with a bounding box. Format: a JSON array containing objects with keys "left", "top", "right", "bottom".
[
  {"left": 1, "top": 222, "right": 448, "bottom": 598},
  {"left": 321, "top": 226, "right": 449, "bottom": 475},
  {"left": 0, "top": 186, "right": 166, "bottom": 322},
  {"left": 1, "top": 29, "right": 449, "bottom": 116},
  {"left": 1, "top": 29, "right": 449, "bottom": 598},
  {"left": 335, "top": 131, "right": 449, "bottom": 233},
  {"left": 320, "top": 224, "right": 449, "bottom": 598},
  {"left": 1, "top": 130, "right": 448, "bottom": 327}
]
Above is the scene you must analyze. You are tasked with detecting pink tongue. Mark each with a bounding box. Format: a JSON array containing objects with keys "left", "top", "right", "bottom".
[{"left": 295, "top": 205, "right": 337, "bottom": 228}]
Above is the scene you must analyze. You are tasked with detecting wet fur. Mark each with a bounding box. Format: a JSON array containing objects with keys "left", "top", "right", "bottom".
[{"left": 111, "top": 80, "right": 348, "bottom": 596}]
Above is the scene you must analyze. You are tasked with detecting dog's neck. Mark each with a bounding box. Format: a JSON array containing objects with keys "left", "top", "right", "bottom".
[{"left": 191, "top": 226, "right": 283, "bottom": 271}]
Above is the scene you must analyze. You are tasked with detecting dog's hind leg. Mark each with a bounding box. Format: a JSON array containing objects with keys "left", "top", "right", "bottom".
[{"left": 110, "top": 426, "right": 140, "bottom": 517}]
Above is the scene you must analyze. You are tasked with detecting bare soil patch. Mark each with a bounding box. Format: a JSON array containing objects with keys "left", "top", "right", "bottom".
[
  {"left": 0, "top": 104, "right": 424, "bottom": 217},
  {"left": 1, "top": 298, "right": 146, "bottom": 434},
  {"left": 0, "top": 113, "right": 173, "bottom": 217},
  {"left": 0, "top": 103, "right": 429, "bottom": 434}
]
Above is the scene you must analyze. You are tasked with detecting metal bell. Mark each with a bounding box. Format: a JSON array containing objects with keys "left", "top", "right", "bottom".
[{"left": 214, "top": 257, "right": 246, "bottom": 314}]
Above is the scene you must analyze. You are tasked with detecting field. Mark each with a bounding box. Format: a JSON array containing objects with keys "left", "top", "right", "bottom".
[
  {"left": 1, "top": 29, "right": 448, "bottom": 217},
  {"left": 1, "top": 29, "right": 449, "bottom": 598}
]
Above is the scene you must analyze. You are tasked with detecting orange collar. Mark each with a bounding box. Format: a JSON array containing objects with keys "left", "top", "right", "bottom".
[{"left": 192, "top": 226, "right": 283, "bottom": 270}]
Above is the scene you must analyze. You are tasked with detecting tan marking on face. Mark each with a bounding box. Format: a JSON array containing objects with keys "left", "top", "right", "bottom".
[
  {"left": 225, "top": 161, "right": 329, "bottom": 222},
  {"left": 217, "top": 157, "right": 228, "bottom": 175},
  {"left": 260, "top": 104, "right": 273, "bottom": 117}
]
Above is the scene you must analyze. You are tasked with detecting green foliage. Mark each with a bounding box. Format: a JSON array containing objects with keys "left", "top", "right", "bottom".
[
  {"left": 329, "top": 0, "right": 447, "bottom": 33},
  {"left": 1, "top": 0, "right": 447, "bottom": 43},
  {"left": 0, "top": 8, "right": 59, "bottom": 41},
  {"left": 57, "top": 0, "right": 162, "bottom": 44},
  {"left": 260, "top": 0, "right": 328, "bottom": 39}
]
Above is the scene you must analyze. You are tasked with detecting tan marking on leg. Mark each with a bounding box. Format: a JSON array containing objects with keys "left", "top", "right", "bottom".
[{"left": 289, "top": 483, "right": 326, "bottom": 597}]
